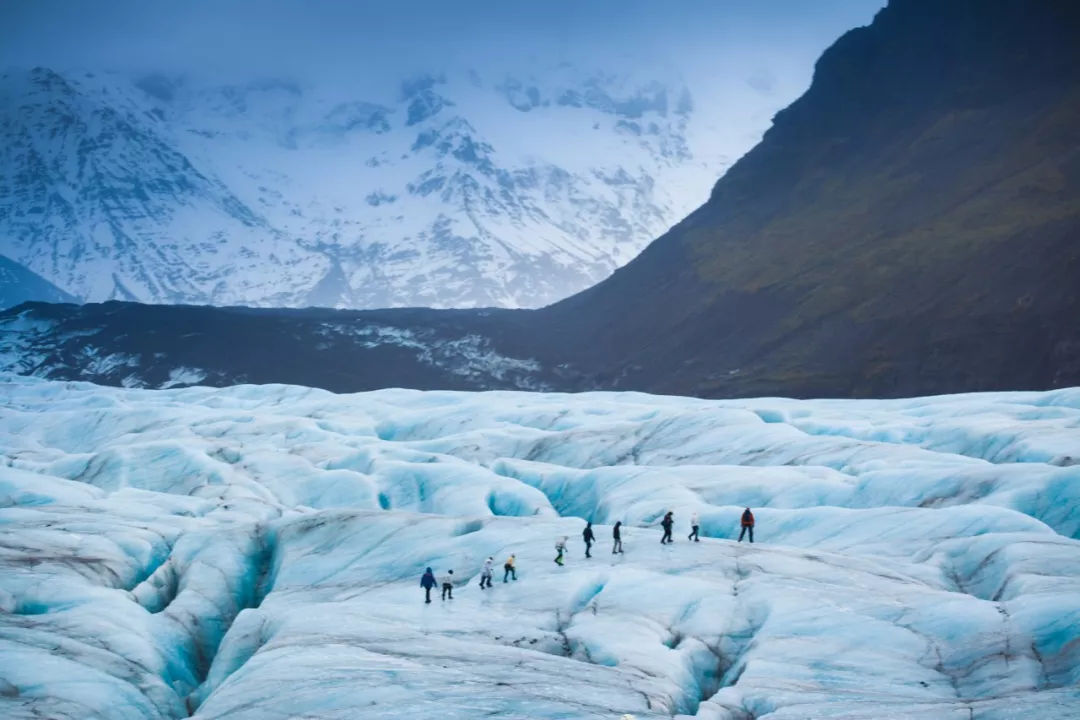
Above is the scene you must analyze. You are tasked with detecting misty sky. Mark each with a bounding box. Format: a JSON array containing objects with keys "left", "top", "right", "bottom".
[{"left": 2, "top": 1, "right": 885, "bottom": 98}]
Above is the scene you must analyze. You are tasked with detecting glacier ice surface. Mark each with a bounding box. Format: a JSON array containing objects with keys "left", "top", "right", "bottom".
[{"left": 1, "top": 374, "right": 1079, "bottom": 718}]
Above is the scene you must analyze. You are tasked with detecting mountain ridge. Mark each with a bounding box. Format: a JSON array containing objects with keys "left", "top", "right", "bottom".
[
  {"left": 535, "top": 0, "right": 1080, "bottom": 396},
  {"left": 2, "top": 0, "right": 1077, "bottom": 399},
  {"left": 0, "top": 64, "right": 730, "bottom": 310}
]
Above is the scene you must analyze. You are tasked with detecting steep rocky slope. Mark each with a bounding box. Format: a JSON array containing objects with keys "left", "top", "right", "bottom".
[{"left": 541, "top": 0, "right": 1080, "bottom": 397}]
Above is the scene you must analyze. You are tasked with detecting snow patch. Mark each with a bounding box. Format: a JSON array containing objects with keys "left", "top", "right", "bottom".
[
  {"left": 161, "top": 366, "right": 208, "bottom": 389},
  {"left": 321, "top": 322, "right": 546, "bottom": 389}
]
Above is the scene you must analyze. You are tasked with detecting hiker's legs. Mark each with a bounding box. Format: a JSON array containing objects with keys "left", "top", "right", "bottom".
[
  {"left": 425, "top": 587, "right": 431, "bottom": 603},
  {"left": 749, "top": 526, "right": 754, "bottom": 543},
  {"left": 738, "top": 526, "right": 747, "bottom": 542},
  {"left": 585, "top": 540, "right": 592, "bottom": 558}
]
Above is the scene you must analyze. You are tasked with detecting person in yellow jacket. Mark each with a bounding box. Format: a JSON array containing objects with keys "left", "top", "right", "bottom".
[{"left": 503, "top": 554, "right": 517, "bottom": 582}]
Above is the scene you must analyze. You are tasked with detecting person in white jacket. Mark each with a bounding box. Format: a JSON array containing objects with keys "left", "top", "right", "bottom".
[
  {"left": 441, "top": 569, "right": 455, "bottom": 600},
  {"left": 479, "top": 557, "right": 494, "bottom": 589},
  {"left": 689, "top": 512, "right": 700, "bottom": 542},
  {"left": 554, "top": 536, "right": 567, "bottom": 566}
]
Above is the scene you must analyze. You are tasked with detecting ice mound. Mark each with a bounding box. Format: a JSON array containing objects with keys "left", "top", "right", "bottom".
[{"left": 1, "top": 375, "right": 1079, "bottom": 718}]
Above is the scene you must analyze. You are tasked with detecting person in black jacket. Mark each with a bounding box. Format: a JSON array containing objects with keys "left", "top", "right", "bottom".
[
  {"left": 420, "top": 567, "right": 437, "bottom": 604},
  {"left": 612, "top": 521, "right": 624, "bottom": 554},
  {"left": 583, "top": 522, "right": 595, "bottom": 558},
  {"left": 660, "top": 511, "right": 674, "bottom": 544}
]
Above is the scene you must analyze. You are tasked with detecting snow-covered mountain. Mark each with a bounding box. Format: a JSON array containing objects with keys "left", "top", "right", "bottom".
[
  {"left": 3, "top": 0, "right": 1077, "bottom": 400},
  {"left": 0, "top": 254, "right": 76, "bottom": 309},
  {"left": 1, "top": 375, "right": 1079, "bottom": 718},
  {"left": 0, "top": 64, "right": 732, "bottom": 309}
]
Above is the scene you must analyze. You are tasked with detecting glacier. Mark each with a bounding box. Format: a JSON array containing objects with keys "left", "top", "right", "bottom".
[{"left": 1, "top": 374, "right": 1079, "bottom": 719}]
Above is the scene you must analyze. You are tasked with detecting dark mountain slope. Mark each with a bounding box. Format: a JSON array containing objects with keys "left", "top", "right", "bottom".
[
  {"left": 0, "top": 301, "right": 550, "bottom": 392},
  {"left": 539, "top": 0, "right": 1080, "bottom": 397},
  {"left": 2, "top": 0, "right": 1078, "bottom": 397}
]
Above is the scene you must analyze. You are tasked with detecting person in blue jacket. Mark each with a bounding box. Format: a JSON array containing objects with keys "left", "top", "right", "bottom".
[{"left": 420, "top": 567, "right": 437, "bottom": 604}]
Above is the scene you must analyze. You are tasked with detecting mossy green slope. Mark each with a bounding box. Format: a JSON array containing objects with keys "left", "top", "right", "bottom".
[{"left": 541, "top": 0, "right": 1080, "bottom": 398}]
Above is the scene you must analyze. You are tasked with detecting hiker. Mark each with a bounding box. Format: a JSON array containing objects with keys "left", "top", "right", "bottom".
[
  {"left": 421, "top": 567, "right": 437, "bottom": 604},
  {"left": 503, "top": 554, "right": 517, "bottom": 582},
  {"left": 441, "top": 569, "right": 456, "bottom": 600},
  {"left": 612, "top": 521, "right": 624, "bottom": 554},
  {"left": 689, "top": 512, "right": 700, "bottom": 542},
  {"left": 479, "top": 557, "right": 494, "bottom": 589},
  {"left": 660, "top": 511, "right": 674, "bottom": 544},
  {"left": 738, "top": 507, "right": 755, "bottom": 543},
  {"left": 583, "top": 522, "right": 595, "bottom": 558},
  {"left": 555, "top": 536, "right": 567, "bottom": 566}
]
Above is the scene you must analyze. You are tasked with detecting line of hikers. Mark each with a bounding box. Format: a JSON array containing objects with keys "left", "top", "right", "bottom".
[
  {"left": 419, "top": 509, "right": 756, "bottom": 602},
  {"left": 420, "top": 555, "right": 518, "bottom": 603},
  {"left": 661, "top": 507, "right": 755, "bottom": 544},
  {"left": 648, "top": 507, "right": 755, "bottom": 549}
]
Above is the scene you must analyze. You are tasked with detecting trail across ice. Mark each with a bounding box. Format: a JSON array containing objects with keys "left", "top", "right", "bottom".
[{"left": 1, "top": 375, "right": 1079, "bottom": 718}]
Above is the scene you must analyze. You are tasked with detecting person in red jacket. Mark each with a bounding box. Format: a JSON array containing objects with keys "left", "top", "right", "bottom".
[{"left": 738, "top": 508, "right": 755, "bottom": 543}]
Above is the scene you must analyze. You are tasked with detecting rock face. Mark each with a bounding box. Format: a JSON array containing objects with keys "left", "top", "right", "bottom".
[
  {"left": 0, "top": 65, "right": 722, "bottom": 309},
  {"left": 1, "top": 0, "right": 1078, "bottom": 398},
  {"left": 540, "top": 0, "right": 1080, "bottom": 397}
]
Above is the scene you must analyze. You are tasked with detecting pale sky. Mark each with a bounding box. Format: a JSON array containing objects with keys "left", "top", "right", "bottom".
[{"left": 1, "top": 1, "right": 885, "bottom": 94}]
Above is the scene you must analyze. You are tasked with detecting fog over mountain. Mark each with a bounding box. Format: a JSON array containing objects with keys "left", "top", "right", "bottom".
[{"left": 0, "top": 0, "right": 884, "bottom": 309}]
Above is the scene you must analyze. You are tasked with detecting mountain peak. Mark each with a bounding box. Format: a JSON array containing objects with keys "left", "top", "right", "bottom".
[{"left": 0, "top": 64, "right": 726, "bottom": 310}]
